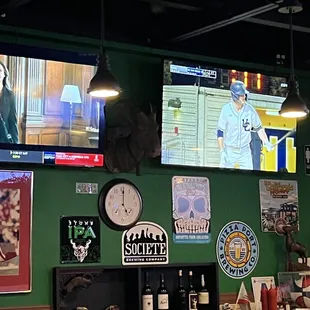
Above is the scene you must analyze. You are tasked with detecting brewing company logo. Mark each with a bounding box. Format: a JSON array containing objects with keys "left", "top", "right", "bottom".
[
  {"left": 60, "top": 216, "right": 101, "bottom": 264},
  {"left": 121, "top": 221, "right": 169, "bottom": 265},
  {"left": 216, "top": 221, "right": 259, "bottom": 279}
]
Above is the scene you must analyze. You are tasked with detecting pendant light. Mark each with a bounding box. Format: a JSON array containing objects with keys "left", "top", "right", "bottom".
[
  {"left": 87, "top": 0, "right": 121, "bottom": 98},
  {"left": 278, "top": 0, "right": 308, "bottom": 118}
]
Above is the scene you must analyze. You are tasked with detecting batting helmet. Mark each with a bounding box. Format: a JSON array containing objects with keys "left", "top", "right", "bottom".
[{"left": 230, "top": 80, "right": 249, "bottom": 102}]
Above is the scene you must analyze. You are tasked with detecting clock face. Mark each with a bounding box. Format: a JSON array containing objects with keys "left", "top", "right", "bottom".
[{"left": 104, "top": 182, "right": 142, "bottom": 228}]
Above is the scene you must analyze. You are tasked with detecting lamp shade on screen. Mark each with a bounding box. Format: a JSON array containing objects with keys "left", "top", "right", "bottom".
[
  {"left": 60, "top": 85, "right": 82, "bottom": 103},
  {"left": 87, "top": 54, "right": 121, "bottom": 99}
]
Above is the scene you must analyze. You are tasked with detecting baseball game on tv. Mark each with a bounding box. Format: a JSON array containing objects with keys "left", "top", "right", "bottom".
[{"left": 161, "top": 59, "right": 297, "bottom": 173}]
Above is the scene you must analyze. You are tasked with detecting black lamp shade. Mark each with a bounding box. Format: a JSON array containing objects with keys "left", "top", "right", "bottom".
[
  {"left": 279, "top": 79, "right": 309, "bottom": 118},
  {"left": 87, "top": 54, "right": 121, "bottom": 98}
]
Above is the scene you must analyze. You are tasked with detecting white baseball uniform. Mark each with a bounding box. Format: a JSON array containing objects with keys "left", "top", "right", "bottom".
[{"left": 217, "top": 101, "right": 262, "bottom": 170}]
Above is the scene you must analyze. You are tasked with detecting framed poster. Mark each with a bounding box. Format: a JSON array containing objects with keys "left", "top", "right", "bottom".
[
  {"left": 60, "top": 216, "right": 101, "bottom": 264},
  {"left": 0, "top": 170, "right": 33, "bottom": 294},
  {"left": 172, "top": 176, "right": 211, "bottom": 244},
  {"left": 259, "top": 179, "right": 298, "bottom": 232}
]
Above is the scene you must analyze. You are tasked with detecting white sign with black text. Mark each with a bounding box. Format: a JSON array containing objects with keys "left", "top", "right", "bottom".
[{"left": 121, "top": 221, "right": 169, "bottom": 265}]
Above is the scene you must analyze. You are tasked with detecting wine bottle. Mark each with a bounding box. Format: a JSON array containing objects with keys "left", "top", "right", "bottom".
[
  {"left": 188, "top": 271, "right": 198, "bottom": 310},
  {"left": 142, "top": 272, "right": 153, "bottom": 310},
  {"left": 157, "top": 273, "right": 169, "bottom": 310},
  {"left": 198, "top": 274, "right": 209, "bottom": 310},
  {"left": 174, "top": 270, "right": 186, "bottom": 310}
]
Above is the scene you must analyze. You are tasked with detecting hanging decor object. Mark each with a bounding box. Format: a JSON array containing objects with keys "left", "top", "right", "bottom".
[
  {"left": 278, "top": 0, "right": 309, "bottom": 118},
  {"left": 87, "top": 0, "right": 121, "bottom": 99}
]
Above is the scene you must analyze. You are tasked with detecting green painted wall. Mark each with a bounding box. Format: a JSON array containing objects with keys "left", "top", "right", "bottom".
[{"left": 0, "top": 26, "right": 310, "bottom": 307}]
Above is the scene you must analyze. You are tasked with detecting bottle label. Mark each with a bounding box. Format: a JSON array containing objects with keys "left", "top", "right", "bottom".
[
  {"left": 177, "top": 292, "right": 187, "bottom": 310},
  {"left": 143, "top": 295, "right": 154, "bottom": 310},
  {"left": 158, "top": 294, "right": 169, "bottom": 310},
  {"left": 189, "top": 293, "right": 198, "bottom": 310},
  {"left": 198, "top": 292, "right": 209, "bottom": 304}
]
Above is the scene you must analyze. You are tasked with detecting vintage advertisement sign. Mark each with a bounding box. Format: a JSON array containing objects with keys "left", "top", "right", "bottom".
[
  {"left": 216, "top": 221, "right": 259, "bottom": 279},
  {"left": 172, "top": 176, "right": 211, "bottom": 244},
  {"left": 259, "top": 179, "right": 298, "bottom": 232},
  {"left": 60, "top": 216, "right": 100, "bottom": 264},
  {"left": 0, "top": 170, "right": 33, "bottom": 294},
  {"left": 121, "top": 221, "right": 168, "bottom": 265}
]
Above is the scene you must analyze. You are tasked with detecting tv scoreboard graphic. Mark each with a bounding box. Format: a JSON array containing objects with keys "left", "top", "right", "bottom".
[{"left": 0, "top": 149, "right": 104, "bottom": 167}]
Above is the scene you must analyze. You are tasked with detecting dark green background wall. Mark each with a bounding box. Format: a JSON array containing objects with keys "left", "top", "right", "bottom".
[{"left": 0, "top": 27, "right": 310, "bottom": 307}]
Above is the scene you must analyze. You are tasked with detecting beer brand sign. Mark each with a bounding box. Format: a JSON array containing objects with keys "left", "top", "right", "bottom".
[
  {"left": 60, "top": 216, "right": 101, "bottom": 264},
  {"left": 121, "top": 221, "right": 169, "bottom": 265},
  {"left": 216, "top": 221, "right": 259, "bottom": 279}
]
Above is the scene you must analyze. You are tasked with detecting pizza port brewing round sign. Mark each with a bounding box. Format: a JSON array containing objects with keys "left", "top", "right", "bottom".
[
  {"left": 121, "top": 221, "right": 169, "bottom": 265},
  {"left": 216, "top": 221, "right": 259, "bottom": 279}
]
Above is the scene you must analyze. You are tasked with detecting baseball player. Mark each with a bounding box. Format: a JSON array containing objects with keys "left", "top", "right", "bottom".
[{"left": 217, "top": 80, "right": 273, "bottom": 170}]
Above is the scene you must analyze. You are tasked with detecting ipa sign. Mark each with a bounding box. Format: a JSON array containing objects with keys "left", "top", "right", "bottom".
[{"left": 60, "top": 216, "right": 101, "bottom": 264}]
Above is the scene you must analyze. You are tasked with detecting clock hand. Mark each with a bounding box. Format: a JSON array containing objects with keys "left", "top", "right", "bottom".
[{"left": 121, "top": 188, "right": 128, "bottom": 213}]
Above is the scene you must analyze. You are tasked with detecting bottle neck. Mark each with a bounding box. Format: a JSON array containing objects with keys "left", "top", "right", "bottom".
[
  {"left": 178, "top": 274, "right": 183, "bottom": 287},
  {"left": 160, "top": 274, "right": 165, "bottom": 287},
  {"left": 145, "top": 272, "right": 149, "bottom": 286},
  {"left": 188, "top": 275, "right": 193, "bottom": 288},
  {"left": 201, "top": 274, "right": 205, "bottom": 289}
]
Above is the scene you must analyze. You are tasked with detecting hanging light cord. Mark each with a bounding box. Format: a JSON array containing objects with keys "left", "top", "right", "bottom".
[
  {"left": 100, "top": 0, "right": 105, "bottom": 54},
  {"left": 289, "top": 8, "right": 295, "bottom": 80}
]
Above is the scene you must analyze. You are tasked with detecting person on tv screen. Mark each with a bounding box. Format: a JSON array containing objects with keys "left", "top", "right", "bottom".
[
  {"left": 0, "top": 61, "right": 18, "bottom": 144},
  {"left": 217, "top": 80, "right": 272, "bottom": 170}
]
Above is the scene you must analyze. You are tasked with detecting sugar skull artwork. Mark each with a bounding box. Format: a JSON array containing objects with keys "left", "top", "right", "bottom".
[{"left": 172, "top": 176, "right": 211, "bottom": 244}]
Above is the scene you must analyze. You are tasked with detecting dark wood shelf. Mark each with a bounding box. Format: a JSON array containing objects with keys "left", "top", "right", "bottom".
[{"left": 53, "top": 263, "right": 219, "bottom": 310}]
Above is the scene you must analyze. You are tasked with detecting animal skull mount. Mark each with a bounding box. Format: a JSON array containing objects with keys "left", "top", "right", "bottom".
[
  {"left": 104, "top": 99, "right": 161, "bottom": 175},
  {"left": 70, "top": 239, "right": 91, "bottom": 263}
]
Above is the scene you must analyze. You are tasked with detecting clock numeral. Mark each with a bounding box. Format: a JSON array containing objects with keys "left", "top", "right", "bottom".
[
  {"left": 110, "top": 195, "right": 114, "bottom": 200},
  {"left": 114, "top": 189, "right": 118, "bottom": 194}
]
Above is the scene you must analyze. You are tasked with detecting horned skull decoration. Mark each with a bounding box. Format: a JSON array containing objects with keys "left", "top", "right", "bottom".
[{"left": 70, "top": 239, "right": 91, "bottom": 263}]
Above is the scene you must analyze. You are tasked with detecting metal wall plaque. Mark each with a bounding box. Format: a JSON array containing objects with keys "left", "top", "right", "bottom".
[{"left": 76, "top": 183, "right": 98, "bottom": 194}]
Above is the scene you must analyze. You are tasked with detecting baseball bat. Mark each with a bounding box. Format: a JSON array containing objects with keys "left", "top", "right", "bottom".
[{"left": 271, "top": 128, "right": 296, "bottom": 148}]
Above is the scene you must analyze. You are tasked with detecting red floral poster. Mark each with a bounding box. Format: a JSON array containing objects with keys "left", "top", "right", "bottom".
[{"left": 0, "top": 170, "right": 33, "bottom": 293}]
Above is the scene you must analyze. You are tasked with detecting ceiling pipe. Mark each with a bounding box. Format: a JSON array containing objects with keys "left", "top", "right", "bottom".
[
  {"left": 140, "top": 0, "right": 201, "bottom": 12},
  {"left": 244, "top": 17, "right": 310, "bottom": 34},
  {"left": 171, "top": 1, "right": 283, "bottom": 42}
]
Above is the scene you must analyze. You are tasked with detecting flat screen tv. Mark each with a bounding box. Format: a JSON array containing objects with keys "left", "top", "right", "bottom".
[
  {"left": 162, "top": 59, "right": 297, "bottom": 173},
  {"left": 0, "top": 43, "right": 105, "bottom": 167}
]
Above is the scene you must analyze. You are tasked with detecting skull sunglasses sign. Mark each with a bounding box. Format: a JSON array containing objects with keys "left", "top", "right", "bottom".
[
  {"left": 172, "top": 176, "right": 211, "bottom": 244},
  {"left": 60, "top": 216, "right": 101, "bottom": 264}
]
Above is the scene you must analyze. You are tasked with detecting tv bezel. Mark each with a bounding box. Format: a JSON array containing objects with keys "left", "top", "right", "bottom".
[
  {"left": 160, "top": 56, "right": 297, "bottom": 175},
  {"left": 0, "top": 42, "right": 105, "bottom": 155}
]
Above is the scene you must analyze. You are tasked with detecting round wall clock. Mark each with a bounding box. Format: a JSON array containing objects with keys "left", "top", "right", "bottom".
[{"left": 98, "top": 179, "right": 143, "bottom": 231}]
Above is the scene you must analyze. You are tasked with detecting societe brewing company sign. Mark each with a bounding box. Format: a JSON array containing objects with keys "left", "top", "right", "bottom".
[{"left": 121, "top": 221, "right": 169, "bottom": 265}]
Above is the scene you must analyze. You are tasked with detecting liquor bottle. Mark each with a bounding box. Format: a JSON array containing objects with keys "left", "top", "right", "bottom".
[
  {"left": 174, "top": 270, "right": 186, "bottom": 310},
  {"left": 157, "top": 273, "right": 169, "bottom": 310},
  {"left": 198, "top": 274, "right": 209, "bottom": 310},
  {"left": 188, "top": 271, "right": 198, "bottom": 310},
  {"left": 142, "top": 272, "right": 153, "bottom": 310}
]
